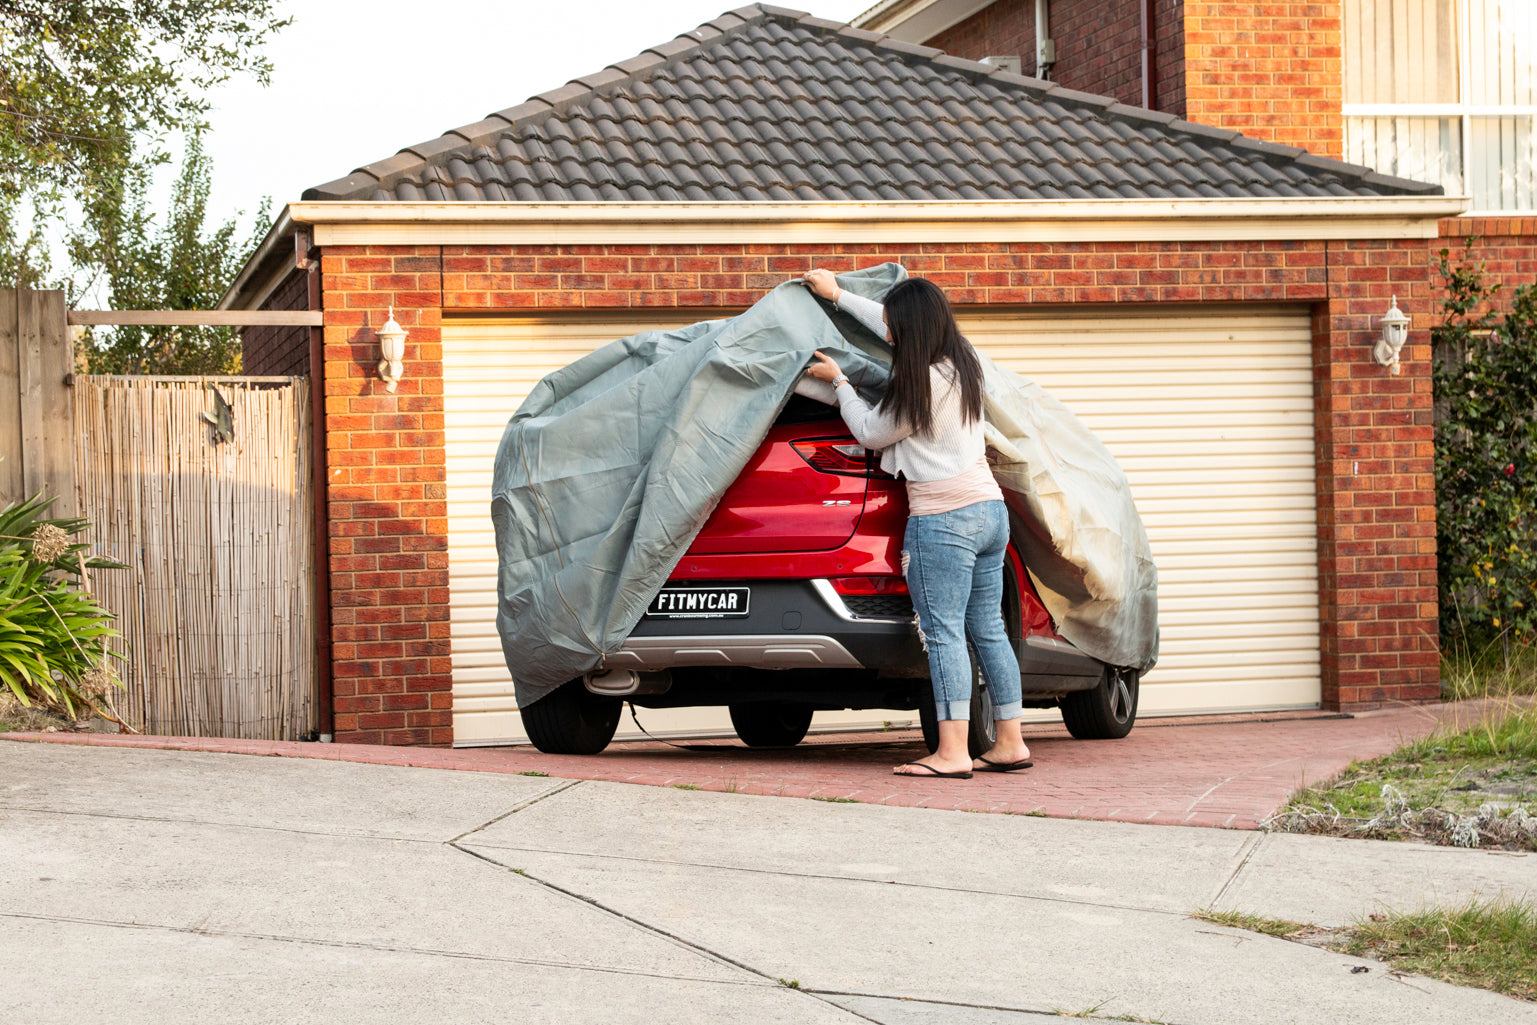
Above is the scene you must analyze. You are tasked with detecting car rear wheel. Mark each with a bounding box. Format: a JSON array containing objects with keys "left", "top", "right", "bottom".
[
  {"left": 1060, "top": 666, "right": 1139, "bottom": 740},
  {"left": 917, "top": 666, "right": 998, "bottom": 759},
  {"left": 729, "top": 701, "right": 815, "bottom": 747},
  {"left": 523, "top": 679, "right": 623, "bottom": 755}
]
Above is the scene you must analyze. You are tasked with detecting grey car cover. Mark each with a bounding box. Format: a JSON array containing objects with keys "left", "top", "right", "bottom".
[{"left": 493, "top": 263, "right": 1158, "bottom": 707}]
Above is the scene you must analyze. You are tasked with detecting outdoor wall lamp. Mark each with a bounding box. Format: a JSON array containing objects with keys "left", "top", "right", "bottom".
[
  {"left": 1374, "top": 295, "right": 1410, "bottom": 375},
  {"left": 377, "top": 308, "right": 407, "bottom": 392}
]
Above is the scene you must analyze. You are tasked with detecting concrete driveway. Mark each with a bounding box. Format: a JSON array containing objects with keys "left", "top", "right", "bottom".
[{"left": 2, "top": 739, "right": 1533, "bottom": 1024}]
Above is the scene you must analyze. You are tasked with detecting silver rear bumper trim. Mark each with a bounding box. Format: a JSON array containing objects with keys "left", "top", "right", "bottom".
[
  {"left": 810, "top": 578, "right": 910, "bottom": 623},
  {"left": 604, "top": 634, "right": 862, "bottom": 670}
]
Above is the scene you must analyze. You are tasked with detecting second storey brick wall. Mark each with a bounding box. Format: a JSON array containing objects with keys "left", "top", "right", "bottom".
[
  {"left": 319, "top": 235, "right": 1444, "bottom": 744},
  {"left": 925, "top": 0, "right": 1185, "bottom": 114},
  {"left": 1183, "top": 0, "right": 1344, "bottom": 158}
]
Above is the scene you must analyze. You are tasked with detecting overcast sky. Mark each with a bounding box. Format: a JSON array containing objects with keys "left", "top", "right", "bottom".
[{"left": 198, "top": 0, "right": 875, "bottom": 233}]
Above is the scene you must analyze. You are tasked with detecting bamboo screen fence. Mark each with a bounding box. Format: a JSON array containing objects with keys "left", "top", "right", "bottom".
[{"left": 72, "top": 376, "right": 317, "bottom": 739}]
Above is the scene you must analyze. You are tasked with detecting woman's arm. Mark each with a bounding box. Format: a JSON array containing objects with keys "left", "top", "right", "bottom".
[
  {"left": 836, "top": 381, "right": 913, "bottom": 449},
  {"left": 801, "top": 268, "right": 889, "bottom": 342},
  {"left": 834, "top": 291, "right": 888, "bottom": 341},
  {"left": 804, "top": 349, "right": 913, "bottom": 449}
]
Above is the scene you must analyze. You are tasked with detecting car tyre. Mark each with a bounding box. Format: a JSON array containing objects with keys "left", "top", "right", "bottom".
[
  {"left": 729, "top": 702, "right": 815, "bottom": 747},
  {"left": 917, "top": 665, "right": 997, "bottom": 758},
  {"left": 523, "top": 679, "right": 623, "bottom": 755},
  {"left": 1060, "top": 666, "right": 1139, "bottom": 740}
]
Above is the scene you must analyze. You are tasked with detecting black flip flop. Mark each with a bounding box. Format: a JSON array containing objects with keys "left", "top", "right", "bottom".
[
  {"left": 895, "top": 761, "right": 973, "bottom": 779},
  {"left": 974, "top": 756, "right": 1034, "bottom": 773}
]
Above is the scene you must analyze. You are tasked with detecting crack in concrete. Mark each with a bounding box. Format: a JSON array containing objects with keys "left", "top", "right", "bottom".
[
  {"left": 451, "top": 841, "right": 879, "bottom": 1022},
  {"left": 0, "top": 909, "right": 762, "bottom": 987},
  {"left": 811, "top": 988, "right": 1205, "bottom": 1024},
  {"left": 1208, "top": 831, "right": 1264, "bottom": 909},
  {"left": 456, "top": 841, "right": 1190, "bottom": 919},
  {"left": 448, "top": 778, "right": 584, "bottom": 843}
]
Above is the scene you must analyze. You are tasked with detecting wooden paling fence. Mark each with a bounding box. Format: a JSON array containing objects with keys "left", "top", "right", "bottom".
[{"left": 73, "top": 376, "right": 317, "bottom": 739}]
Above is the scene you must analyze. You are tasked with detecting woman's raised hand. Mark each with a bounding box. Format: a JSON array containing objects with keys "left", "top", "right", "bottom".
[
  {"left": 804, "top": 350, "right": 844, "bottom": 383},
  {"left": 802, "top": 268, "right": 841, "bottom": 302}
]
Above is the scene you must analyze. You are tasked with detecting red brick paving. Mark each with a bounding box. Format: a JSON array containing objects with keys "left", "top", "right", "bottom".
[{"left": 5, "top": 702, "right": 1493, "bottom": 829}]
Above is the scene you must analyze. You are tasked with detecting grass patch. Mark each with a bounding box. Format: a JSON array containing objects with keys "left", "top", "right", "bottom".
[
  {"left": 517, "top": 770, "right": 549, "bottom": 777},
  {"left": 1271, "top": 646, "right": 1537, "bottom": 850},
  {"left": 1195, "top": 908, "right": 1313, "bottom": 940},
  {"left": 1198, "top": 898, "right": 1537, "bottom": 1003},
  {"left": 1441, "top": 638, "right": 1537, "bottom": 701},
  {"left": 810, "top": 796, "right": 859, "bottom": 803},
  {"left": 672, "top": 784, "right": 698, "bottom": 791}
]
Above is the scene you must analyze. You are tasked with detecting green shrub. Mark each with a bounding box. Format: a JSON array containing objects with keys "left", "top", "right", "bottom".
[
  {"left": 1432, "top": 243, "right": 1537, "bottom": 647},
  {"left": 0, "top": 494, "right": 122, "bottom": 717}
]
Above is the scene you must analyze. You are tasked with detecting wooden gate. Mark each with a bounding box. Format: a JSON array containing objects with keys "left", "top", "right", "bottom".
[
  {"left": 0, "top": 289, "right": 75, "bottom": 516},
  {"left": 73, "top": 376, "right": 317, "bottom": 739}
]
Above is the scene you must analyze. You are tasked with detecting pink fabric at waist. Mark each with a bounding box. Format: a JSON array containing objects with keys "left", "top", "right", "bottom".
[{"left": 905, "top": 456, "right": 1004, "bottom": 516}]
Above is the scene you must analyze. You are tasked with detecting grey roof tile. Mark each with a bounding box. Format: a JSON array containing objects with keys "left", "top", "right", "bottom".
[{"left": 303, "top": 4, "right": 1443, "bottom": 203}]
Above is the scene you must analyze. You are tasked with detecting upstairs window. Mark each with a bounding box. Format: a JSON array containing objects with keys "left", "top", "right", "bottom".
[{"left": 1344, "top": 0, "right": 1536, "bottom": 211}]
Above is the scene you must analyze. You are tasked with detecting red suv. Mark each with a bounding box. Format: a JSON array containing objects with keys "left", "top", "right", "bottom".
[{"left": 523, "top": 394, "right": 1140, "bottom": 755}]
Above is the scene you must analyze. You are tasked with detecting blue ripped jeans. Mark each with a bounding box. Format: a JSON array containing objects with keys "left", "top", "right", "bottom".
[{"left": 903, "top": 500, "right": 1023, "bottom": 722}]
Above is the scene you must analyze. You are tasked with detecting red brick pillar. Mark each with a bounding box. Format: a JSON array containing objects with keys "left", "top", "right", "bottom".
[
  {"left": 320, "top": 245, "right": 453, "bottom": 745},
  {"left": 1313, "top": 239, "right": 1440, "bottom": 708}
]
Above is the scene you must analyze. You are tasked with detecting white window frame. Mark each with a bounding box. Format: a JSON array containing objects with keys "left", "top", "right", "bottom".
[{"left": 1342, "top": 0, "right": 1535, "bottom": 213}]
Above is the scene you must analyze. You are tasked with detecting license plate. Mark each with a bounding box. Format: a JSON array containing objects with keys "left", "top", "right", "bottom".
[{"left": 646, "top": 587, "right": 750, "bottom": 619}]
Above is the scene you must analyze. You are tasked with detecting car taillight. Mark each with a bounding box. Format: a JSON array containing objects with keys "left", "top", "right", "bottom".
[
  {"left": 829, "top": 576, "right": 909, "bottom": 595},
  {"left": 791, "top": 438, "right": 894, "bottom": 479}
]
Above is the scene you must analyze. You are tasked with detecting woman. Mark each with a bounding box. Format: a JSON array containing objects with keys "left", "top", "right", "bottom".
[{"left": 801, "top": 268, "right": 1032, "bottom": 778}]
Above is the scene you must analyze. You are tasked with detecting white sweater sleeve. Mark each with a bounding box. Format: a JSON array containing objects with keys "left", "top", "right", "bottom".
[
  {"left": 834, "top": 290, "right": 888, "bottom": 340},
  {"left": 835, "top": 382, "right": 913, "bottom": 449}
]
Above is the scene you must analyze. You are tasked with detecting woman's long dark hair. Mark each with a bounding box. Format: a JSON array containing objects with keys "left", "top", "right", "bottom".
[{"left": 881, "top": 277, "right": 985, "bottom": 436}]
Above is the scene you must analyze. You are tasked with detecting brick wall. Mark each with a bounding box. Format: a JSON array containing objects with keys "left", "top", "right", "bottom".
[
  {"left": 1436, "top": 217, "right": 1537, "bottom": 308},
  {"left": 928, "top": 0, "right": 1036, "bottom": 74},
  {"left": 1050, "top": 0, "right": 1144, "bottom": 107},
  {"left": 318, "top": 237, "right": 1443, "bottom": 742},
  {"left": 925, "top": 0, "right": 1185, "bottom": 113},
  {"left": 1183, "top": 0, "right": 1343, "bottom": 157},
  {"left": 1155, "top": 0, "right": 1187, "bottom": 115},
  {"left": 1314, "top": 239, "right": 1439, "bottom": 708},
  {"left": 243, "top": 269, "right": 311, "bottom": 376},
  {"left": 321, "top": 245, "right": 451, "bottom": 746}
]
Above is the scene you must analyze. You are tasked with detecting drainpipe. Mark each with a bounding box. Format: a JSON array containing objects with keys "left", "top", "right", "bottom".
[
  {"left": 300, "top": 230, "right": 334, "bottom": 743},
  {"left": 1035, "top": 0, "right": 1054, "bottom": 80},
  {"left": 1141, "top": 0, "right": 1158, "bottom": 109}
]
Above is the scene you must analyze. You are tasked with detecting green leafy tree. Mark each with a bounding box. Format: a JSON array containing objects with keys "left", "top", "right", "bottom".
[
  {"left": 1433, "top": 243, "right": 1537, "bottom": 649},
  {"left": 0, "top": 0, "right": 287, "bottom": 288},
  {"left": 80, "top": 132, "right": 266, "bottom": 374}
]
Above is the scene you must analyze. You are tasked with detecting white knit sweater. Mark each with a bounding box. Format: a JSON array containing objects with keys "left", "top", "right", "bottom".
[{"left": 831, "top": 291, "right": 989, "bottom": 483}]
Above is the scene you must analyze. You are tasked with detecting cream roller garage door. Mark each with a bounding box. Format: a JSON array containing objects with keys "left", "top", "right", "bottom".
[{"left": 444, "top": 305, "right": 1319, "bottom": 747}]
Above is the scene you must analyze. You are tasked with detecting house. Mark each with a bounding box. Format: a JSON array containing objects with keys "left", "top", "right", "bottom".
[{"left": 224, "top": 4, "right": 1474, "bottom": 748}]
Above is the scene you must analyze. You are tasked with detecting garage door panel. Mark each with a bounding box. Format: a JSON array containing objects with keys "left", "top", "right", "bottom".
[{"left": 445, "top": 305, "right": 1321, "bottom": 747}]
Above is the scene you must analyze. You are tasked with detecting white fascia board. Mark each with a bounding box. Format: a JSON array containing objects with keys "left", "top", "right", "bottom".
[
  {"left": 853, "top": 0, "right": 993, "bottom": 41},
  {"left": 288, "top": 197, "right": 1467, "bottom": 247}
]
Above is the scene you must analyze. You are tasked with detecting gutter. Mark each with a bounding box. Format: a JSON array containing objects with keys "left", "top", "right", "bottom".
[
  {"left": 219, "top": 208, "right": 293, "bottom": 310},
  {"left": 287, "top": 196, "right": 1467, "bottom": 224},
  {"left": 277, "top": 196, "right": 1469, "bottom": 248}
]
